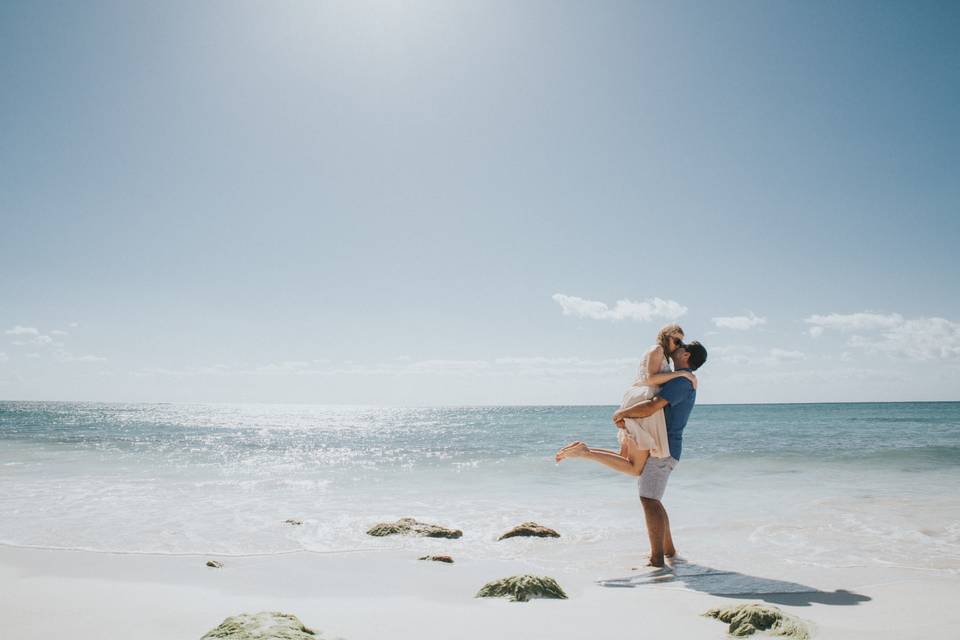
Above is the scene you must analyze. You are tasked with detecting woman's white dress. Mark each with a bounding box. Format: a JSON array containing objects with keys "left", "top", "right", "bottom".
[{"left": 616, "top": 346, "right": 671, "bottom": 458}]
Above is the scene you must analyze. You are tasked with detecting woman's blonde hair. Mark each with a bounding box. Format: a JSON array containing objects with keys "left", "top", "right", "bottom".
[{"left": 656, "top": 323, "right": 684, "bottom": 354}]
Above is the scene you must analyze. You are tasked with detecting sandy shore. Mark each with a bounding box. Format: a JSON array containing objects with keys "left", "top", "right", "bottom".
[{"left": 1, "top": 543, "right": 957, "bottom": 639}]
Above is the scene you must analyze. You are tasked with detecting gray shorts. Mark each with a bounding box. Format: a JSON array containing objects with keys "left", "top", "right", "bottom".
[{"left": 638, "top": 456, "right": 678, "bottom": 500}]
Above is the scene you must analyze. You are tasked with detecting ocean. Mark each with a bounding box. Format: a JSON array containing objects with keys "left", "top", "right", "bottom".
[{"left": 1, "top": 401, "right": 958, "bottom": 575}]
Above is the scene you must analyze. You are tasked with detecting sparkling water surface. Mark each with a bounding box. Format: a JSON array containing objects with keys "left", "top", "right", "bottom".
[{"left": 1, "top": 401, "right": 958, "bottom": 574}]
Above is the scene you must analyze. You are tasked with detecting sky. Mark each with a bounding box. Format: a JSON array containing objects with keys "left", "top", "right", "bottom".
[{"left": 1, "top": 0, "right": 958, "bottom": 405}]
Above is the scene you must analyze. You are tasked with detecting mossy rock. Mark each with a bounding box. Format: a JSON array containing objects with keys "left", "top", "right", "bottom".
[
  {"left": 704, "top": 603, "right": 809, "bottom": 639},
  {"left": 419, "top": 555, "right": 454, "bottom": 563},
  {"left": 366, "top": 517, "right": 462, "bottom": 539},
  {"left": 206, "top": 560, "right": 223, "bottom": 568},
  {"left": 476, "top": 575, "right": 568, "bottom": 602},
  {"left": 497, "top": 521, "right": 560, "bottom": 540},
  {"left": 200, "top": 611, "right": 320, "bottom": 639}
]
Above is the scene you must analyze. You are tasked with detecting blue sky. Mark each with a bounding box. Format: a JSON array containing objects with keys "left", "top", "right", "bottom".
[{"left": 2, "top": 1, "right": 958, "bottom": 404}]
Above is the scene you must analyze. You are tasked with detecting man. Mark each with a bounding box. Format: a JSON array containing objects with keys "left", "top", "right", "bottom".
[{"left": 613, "top": 340, "right": 708, "bottom": 567}]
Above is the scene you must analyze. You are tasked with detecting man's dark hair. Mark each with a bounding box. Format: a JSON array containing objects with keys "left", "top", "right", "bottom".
[{"left": 685, "top": 341, "right": 707, "bottom": 371}]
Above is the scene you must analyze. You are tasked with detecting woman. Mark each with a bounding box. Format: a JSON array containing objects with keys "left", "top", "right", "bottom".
[{"left": 555, "top": 323, "right": 695, "bottom": 475}]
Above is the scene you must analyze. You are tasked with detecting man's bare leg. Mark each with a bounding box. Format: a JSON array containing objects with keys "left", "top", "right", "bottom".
[
  {"left": 663, "top": 508, "right": 677, "bottom": 559},
  {"left": 640, "top": 496, "right": 667, "bottom": 567}
]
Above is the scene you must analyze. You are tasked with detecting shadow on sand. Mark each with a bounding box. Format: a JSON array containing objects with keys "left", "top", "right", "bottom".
[{"left": 597, "top": 559, "right": 871, "bottom": 607}]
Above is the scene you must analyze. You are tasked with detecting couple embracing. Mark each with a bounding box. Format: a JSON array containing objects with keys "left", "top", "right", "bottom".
[{"left": 557, "top": 323, "right": 708, "bottom": 567}]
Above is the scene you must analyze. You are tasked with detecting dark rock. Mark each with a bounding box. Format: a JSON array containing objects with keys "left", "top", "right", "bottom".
[
  {"left": 284, "top": 519, "right": 303, "bottom": 526},
  {"left": 200, "top": 611, "right": 321, "bottom": 639},
  {"left": 475, "top": 575, "right": 568, "bottom": 602},
  {"left": 704, "top": 603, "right": 810, "bottom": 639},
  {"left": 419, "top": 555, "right": 454, "bottom": 564},
  {"left": 206, "top": 560, "right": 224, "bottom": 569},
  {"left": 366, "top": 517, "right": 462, "bottom": 539},
  {"left": 497, "top": 522, "right": 560, "bottom": 540}
]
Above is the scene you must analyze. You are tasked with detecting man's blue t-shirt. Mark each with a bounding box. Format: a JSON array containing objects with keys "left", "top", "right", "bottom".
[{"left": 658, "top": 370, "right": 697, "bottom": 460}]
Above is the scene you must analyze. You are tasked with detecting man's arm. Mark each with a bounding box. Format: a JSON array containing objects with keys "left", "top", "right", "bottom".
[{"left": 613, "top": 396, "right": 669, "bottom": 425}]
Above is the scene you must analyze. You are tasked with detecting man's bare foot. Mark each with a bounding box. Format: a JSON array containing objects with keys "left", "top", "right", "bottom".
[
  {"left": 646, "top": 555, "right": 665, "bottom": 568},
  {"left": 665, "top": 546, "right": 677, "bottom": 558},
  {"left": 555, "top": 442, "right": 590, "bottom": 462}
]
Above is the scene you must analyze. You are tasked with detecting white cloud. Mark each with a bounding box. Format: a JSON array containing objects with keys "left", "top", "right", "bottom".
[
  {"left": 710, "top": 345, "right": 757, "bottom": 366},
  {"left": 61, "top": 354, "right": 108, "bottom": 363},
  {"left": 712, "top": 312, "right": 767, "bottom": 330},
  {"left": 712, "top": 346, "right": 806, "bottom": 366},
  {"left": 13, "top": 335, "right": 54, "bottom": 347},
  {"left": 131, "top": 364, "right": 232, "bottom": 377},
  {"left": 255, "top": 361, "right": 313, "bottom": 374},
  {"left": 805, "top": 312, "right": 904, "bottom": 332},
  {"left": 552, "top": 294, "right": 687, "bottom": 322},
  {"left": 5, "top": 325, "right": 39, "bottom": 336},
  {"left": 68, "top": 322, "right": 80, "bottom": 328},
  {"left": 848, "top": 317, "right": 960, "bottom": 361},
  {"left": 496, "top": 356, "right": 582, "bottom": 366},
  {"left": 408, "top": 359, "right": 491, "bottom": 372},
  {"left": 6, "top": 326, "right": 56, "bottom": 347},
  {"left": 805, "top": 312, "right": 960, "bottom": 361},
  {"left": 51, "top": 329, "right": 69, "bottom": 336},
  {"left": 770, "top": 348, "right": 806, "bottom": 361},
  {"left": 26, "top": 353, "right": 41, "bottom": 359}
]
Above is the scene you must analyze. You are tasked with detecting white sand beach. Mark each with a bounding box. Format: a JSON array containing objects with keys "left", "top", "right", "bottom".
[
  {"left": 3, "top": 404, "right": 959, "bottom": 639},
  {"left": 2, "top": 543, "right": 957, "bottom": 639}
]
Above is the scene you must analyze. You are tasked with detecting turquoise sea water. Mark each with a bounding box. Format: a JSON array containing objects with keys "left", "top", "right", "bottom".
[{"left": 1, "top": 401, "right": 958, "bottom": 573}]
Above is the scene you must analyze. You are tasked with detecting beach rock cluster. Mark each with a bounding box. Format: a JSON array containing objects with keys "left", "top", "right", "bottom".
[
  {"left": 200, "top": 612, "right": 321, "bottom": 639},
  {"left": 497, "top": 522, "right": 560, "bottom": 540},
  {"left": 366, "top": 517, "right": 463, "bottom": 539},
  {"left": 704, "top": 603, "right": 809, "bottom": 639},
  {"left": 475, "top": 575, "right": 568, "bottom": 602},
  {"left": 418, "top": 555, "right": 454, "bottom": 563}
]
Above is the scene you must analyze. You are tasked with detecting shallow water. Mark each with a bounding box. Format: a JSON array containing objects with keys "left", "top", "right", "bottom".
[{"left": 1, "top": 401, "right": 958, "bottom": 574}]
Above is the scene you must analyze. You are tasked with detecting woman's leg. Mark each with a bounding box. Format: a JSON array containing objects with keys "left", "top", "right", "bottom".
[{"left": 556, "top": 436, "right": 650, "bottom": 476}]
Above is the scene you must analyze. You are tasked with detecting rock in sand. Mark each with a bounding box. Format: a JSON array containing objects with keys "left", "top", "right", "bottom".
[
  {"left": 206, "top": 560, "right": 223, "bottom": 568},
  {"left": 200, "top": 611, "right": 321, "bottom": 639},
  {"left": 418, "top": 555, "right": 454, "bottom": 563},
  {"left": 366, "top": 517, "right": 462, "bottom": 539},
  {"left": 497, "top": 522, "right": 560, "bottom": 540},
  {"left": 704, "top": 603, "right": 810, "bottom": 639},
  {"left": 476, "top": 575, "right": 568, "bottom": 602}
]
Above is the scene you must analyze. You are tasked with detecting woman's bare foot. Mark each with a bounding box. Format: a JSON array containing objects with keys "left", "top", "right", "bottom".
[
  {"left": 646, "top": 556, "right": 666, "bottom": 568},
  {"left": 555, "top": 442, "right": 590, "bottom": 462}
]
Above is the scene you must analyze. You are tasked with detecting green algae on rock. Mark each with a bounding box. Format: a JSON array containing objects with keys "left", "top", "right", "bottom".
[
  {"left": 200, "top": 611, "right": 320, "bottom": 639},
  {"left": 366, "top": 517, "right": 462, "bottom": 539},
  {"left": 497, "top": 522, "right": 560, "bottom": 540},
  {"left": 476, "top": 575, "right": 568, "bottom": 602},
  {"left": 206, "top": 560, "right": 223, "bottom": 568},
  {"left": 704, "top": 603, "right": 810, "bottom": 639},
  {"left": 419, "top": 555, "right": 454, "bottom": 563}
]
